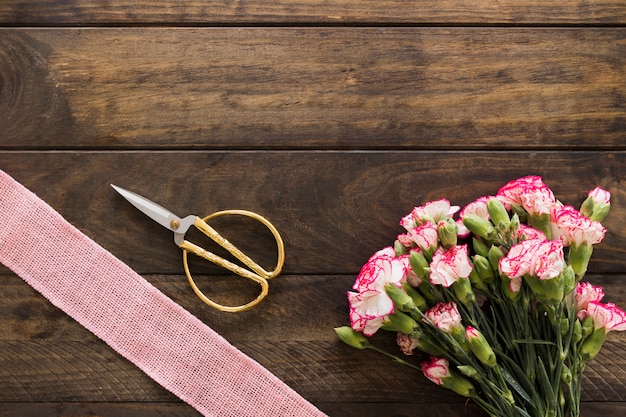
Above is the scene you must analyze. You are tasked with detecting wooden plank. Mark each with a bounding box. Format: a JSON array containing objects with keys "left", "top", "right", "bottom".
[
  {"left": 0, "top": 402, "right": 622, "bottom": 417},
  {"left": 0, "top": 1, "right": 625, "bottom": 25},
  {"left": 0, "top": 403, "right": 203, "bottom": 417},
  {"left": 1, "top": 28, "right": 625, "bottom": 150},
  {"left": 0, "top": 151, "right": 624, "bottom": 274},
  {"left": 1, "top": 402, "right": 624, "bottom": 417},
  {"left": 1, "top": 273, "right": 625, "bottom": 405},
  {"left": 3, "top": 273, "right": 625, "bottom": 343}
]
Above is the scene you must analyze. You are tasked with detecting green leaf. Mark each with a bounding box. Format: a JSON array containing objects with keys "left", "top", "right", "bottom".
[
  {"left": 515, "top": 406, "right": 533, "bottom": 417},
  {"left": 499, "top": 365, "right": 532, "bottom": 404},
  {"left": 512, "top": 338, "right": 556, "bottom": 346}
]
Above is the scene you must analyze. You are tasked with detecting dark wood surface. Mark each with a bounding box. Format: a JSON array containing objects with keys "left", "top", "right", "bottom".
[{"left": 1, "top": 2, "right": 625, "bottom": 417}]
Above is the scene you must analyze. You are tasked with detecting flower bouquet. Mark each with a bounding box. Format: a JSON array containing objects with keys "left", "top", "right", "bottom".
[{"left": 336, "top": 176, "right": 624, "bottom": 417}]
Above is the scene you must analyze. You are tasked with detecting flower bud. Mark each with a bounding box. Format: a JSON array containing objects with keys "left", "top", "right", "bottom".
[
  {"left": 571, "top": 319, "right": 583, "bottom": 343},
  {"left": 568, "top": 244, "right": 594, "bottom": 279},
  {"left": 410, "top": 250, "right": 430, "bottom": 279},
  {"left": 473, "top": 255, "right": 495, "bottom": 284},
  {"left": 561, "top": 365, "right": 572, "bottom": 384},
  {"left": 385, "top": 284, "right": 415, "bottom": 312},
  {"left": 581, "top": 187, "right": 611, "bottom": 222},
  {"left": 437, "top": 219, "right": 458, "bottom": 248},
  {"left": 453, "top": 277, "right": 475, "bottom": 305},
  {"left": 509, "top": 214, "right": 521, "bottom": 236},
  {"left": 394, "top": 239, "right": 408, "bottom": 256},
  {"left": 488, "top": 245, "right": 505, "bottom": 272},
  {"left": 580, "top": 328, "right": 607, "bottom": 361},
  {"left": 581, "top": 315, "right": 594, "bottom": 338},
  {"left": 469, "top": 268, "right": 488, "bottom": 292},
  {"left": 443, "top": 374, "right": 476, "bottom": 398},
  {"left": 472, "top": 237, "right": 490, "bottom": 257},
  {"left": 335, "top": 326, "right": 371, "bottom": 349},
  {"left": 465, "top": 326, "right": 497, "bottom": 367},
  {"left": 382, "top": 310, "right": 418, "bottom": 334},
  {"left": 487, "top": 197, "right": 510, "bottom": 229},
  {"left": 559, "top": 318, "right": 569, "bottom": 337},
  {"left": 457, "top": 364, "right": 479, "bottom": 379},
  {"left": 463, "top": 214, "right": 496, "bottom": 240},
  {"left": 401, "top": 282, "right": 428, "bottom": 311}
]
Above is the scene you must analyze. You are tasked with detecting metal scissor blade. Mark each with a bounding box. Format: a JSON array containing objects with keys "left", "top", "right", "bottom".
[{"left": 111, "top": 184, "right": 192, "bottom": 234}]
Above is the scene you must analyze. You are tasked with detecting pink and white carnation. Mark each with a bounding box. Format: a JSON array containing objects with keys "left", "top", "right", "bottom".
[
  {"left": 587, "top": 187, "right": 611, "bottom": 207},
  {"left": 496, "top": 175, "right": 557, "bottom": 215},
  {"left": 551, "top": 205, "right": 606, "bottom": 247},
  {"left": 401, "top": 199, "right": 460, "bottom": 230},
  {"left": 397, "top": 220, "right": 439, "bottom": 252},
  {"left": 499, "top": 239, "right": 565, "bottom": 292},
  {"left": 573, "top": 282, "right": 605, "bottom": 320},
  {"left": 425, "top": 302, "right": 463, "bottom": 333},
  {"left": 531, "top": 239, "right": 566, "bottom": 280},
  {"left": 429, "top": 245, "right": 473, "bottom": 287},
  {"left": 459, "top": 196, "right": 491, "bottom": 221},
  {"left": 348, "top": 247, "right": 408, "bottom": 336},
  {"left": 517, "top": 224, "right": 547, "bottom": 242},
  {"left": 457, "top": 196, "right": 490, "bottom": 237},
  {"left": 499, "top": 239, "right": 541, "bottom": 280},
  {"left": 586, "top": 301, "right": 626, "bottom": 332},
  {"left": 420, "top": 356, "right": 450, "bottom": 385},
  {"left": 397, "top": 332, "right": 420, "bottom": 355}
]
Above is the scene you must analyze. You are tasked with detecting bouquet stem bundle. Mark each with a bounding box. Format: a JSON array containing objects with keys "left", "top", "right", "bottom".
[{"left": 336, "top": 176, "right": 624, "bottom": 417}]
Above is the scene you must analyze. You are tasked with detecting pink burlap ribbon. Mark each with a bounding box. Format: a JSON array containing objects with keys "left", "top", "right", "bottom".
[{"left": 0, "top": 169, "right": 327, "bottom": 417}]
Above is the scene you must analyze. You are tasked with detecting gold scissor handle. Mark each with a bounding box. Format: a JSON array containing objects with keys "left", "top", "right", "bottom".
[{"left": 179, "top": 210, "right": 285, "bottom": 313}]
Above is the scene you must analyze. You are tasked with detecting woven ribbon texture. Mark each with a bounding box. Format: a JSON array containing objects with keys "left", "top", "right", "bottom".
[{"left": 0, "top": 169, "right": 327, "bottom": 417}]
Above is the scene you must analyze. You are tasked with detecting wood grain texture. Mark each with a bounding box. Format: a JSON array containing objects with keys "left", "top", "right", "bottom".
[
  {"left": 2, "top": 1, "right": 626, "bottom": 415},
  {"left": 1, "top": 402, "right": 623, "bottom": 417},
  {"left": 0, "top": 152, "right": 624, "bottom": 275},
  {"left": 1, "top": 28, "right": 625, "bottom": 150},
  {"left": 2, "top": 274, "right": 626, "bottom": 406},
  {"left": 0, "top": 1, "right": 625, "bottom": 25}
]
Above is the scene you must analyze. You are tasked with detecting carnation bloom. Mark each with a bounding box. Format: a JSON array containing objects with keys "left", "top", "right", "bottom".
[
  {"left": 496, "top": 175, "right": 557, "bottom": 215},
  {"left": 420, "top": 356, "right": 475, "bottom": 397},
  {"left": 459, "top": 196, "right": 491, "bottom": 221},
  {"left": 499, "top": 239, "right": 565, "bottom": 281},
  {"left": 401, "top": 199, "right": 460, "bottom": 230},
  {"left": 425, "top": 302, "right": 462, "bottom": 333},
  {"left": 397, "top": 332, "right": 420, "bottom": 355},
  {"left": 586, "top": 301, "right": 626, "bottom": 332},
  {"left": 551, "top": 205, "right": 606, "bottom": 246},
  {"left": 531, "top": 239, "right": 566, "bottom": 280},
  {"left": 499, "top": 239, "right": 565, "bottom": 293},
  {"left": 589, "top": 187, "right": 611, "bottom": 204},
  {"left": 397, "top": 221, "right": 439, "bottom": 252},
  {"left": 421, "top": 356, "right": 450, "bottom": 385},
  {"left": 429, "top": 245, "right": 473, "bottom": 287},
  {"left": 457, "top": 197, "right": 490, "bottom": 237},
  {"left": 581, "top": 187, "right": 611, "bottom": 221},
  {"left": 465, "top": 326, "right": 497, "bottom": 367},
  {"left": 348, "top": 248, "right": 407, "bottom": 336},
  {"left": 573, "top": 282, "right": 605, "bottom": 320},
  {"left": 517, "top": 224, "right": 547, "bottom": 242}
]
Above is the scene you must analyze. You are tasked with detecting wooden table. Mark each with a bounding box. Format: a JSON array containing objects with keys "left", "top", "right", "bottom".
[{"left": 1, "top": 2, "right": 625, "bottom": 416}]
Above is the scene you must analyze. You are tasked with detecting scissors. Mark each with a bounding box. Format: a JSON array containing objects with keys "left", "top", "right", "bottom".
[{"left": 111, "top": 185, "right": 285, "bottom": 313}]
